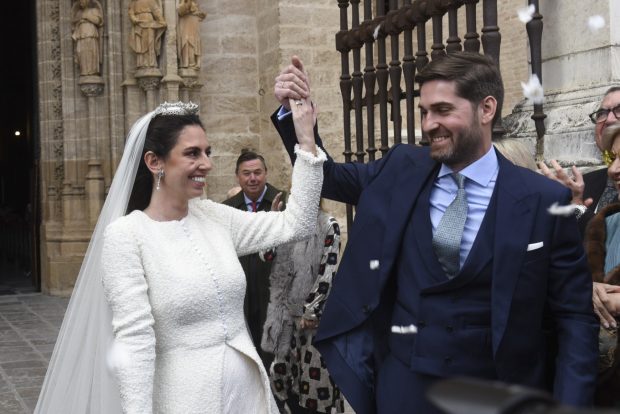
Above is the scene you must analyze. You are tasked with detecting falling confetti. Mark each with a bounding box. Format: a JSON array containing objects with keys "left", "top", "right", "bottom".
[
  {"left": 517, "top": 4, "right": 535, "bottom": 24},
  {"left": 391, "top": 324, "right": 418, "bottom": 334},
  {"left": 373, "top": 25, "right": 381, "bottom": 40},
  {"left": 547, "top": 202, "right": 580, "bottom": 217},
  {"left": 588, "top": 15, "right": 605, "bottom": 32},
  {"left": 369, "top": 259, "right": 380, "bottom": 270},
  {"left": 521, "top": 74, "right": 544, "bottom": 105}
]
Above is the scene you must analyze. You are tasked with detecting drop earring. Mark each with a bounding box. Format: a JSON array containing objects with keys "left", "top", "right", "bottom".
[{"left": 156, "top": 169, "right": 164, "bottom": 190}]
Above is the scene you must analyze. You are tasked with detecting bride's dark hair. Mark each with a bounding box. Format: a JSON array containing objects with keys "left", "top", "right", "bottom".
[{"left": 126, "top": 114, "right": 204, "bottom": 213}]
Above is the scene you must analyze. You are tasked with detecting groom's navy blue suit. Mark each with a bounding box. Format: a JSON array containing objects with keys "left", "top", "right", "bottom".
[{"left": 272, "top": 112, "right": 598, "bottom": 414}]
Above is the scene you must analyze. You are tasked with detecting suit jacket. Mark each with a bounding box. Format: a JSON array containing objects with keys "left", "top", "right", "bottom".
[
  {"left": 579, "top": 167, "right": 609, "bottom": 236},
  {"left": 223, "top": 183, "right": 286, "bottom": 368},
  {"left": 272, "top": 110, "right": 598, "bottom": 413},
  {"left": 222, "top": 183, "right": 285, "bottom": 213}
]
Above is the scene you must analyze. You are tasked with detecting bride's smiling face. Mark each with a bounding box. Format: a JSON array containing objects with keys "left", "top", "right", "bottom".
[{"left": 159, "top": 125, "right": 212, "bottom": 201}]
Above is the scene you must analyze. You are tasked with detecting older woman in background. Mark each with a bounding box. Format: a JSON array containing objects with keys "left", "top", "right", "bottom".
[{"left": 585, "top": 123, "right": 620, "bottom": 407}]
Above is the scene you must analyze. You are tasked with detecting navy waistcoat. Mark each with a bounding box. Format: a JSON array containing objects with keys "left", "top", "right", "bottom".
[{"left": 389, "top": 172, "right": 499, "bottom": 379}]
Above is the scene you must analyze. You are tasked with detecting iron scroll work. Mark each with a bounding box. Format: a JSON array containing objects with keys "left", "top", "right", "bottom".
[{"left": 335, "top": 0, "right": 544, "bottom": 228}]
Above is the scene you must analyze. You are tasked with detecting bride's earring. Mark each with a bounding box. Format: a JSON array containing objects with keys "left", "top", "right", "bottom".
[{"left": 156, "top": 169, "right": 164, "bottom": 190}]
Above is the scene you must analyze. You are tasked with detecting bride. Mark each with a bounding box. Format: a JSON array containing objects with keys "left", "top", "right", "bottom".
[{"left": 35, "top": 98, "right": 323, "bottom": 413}]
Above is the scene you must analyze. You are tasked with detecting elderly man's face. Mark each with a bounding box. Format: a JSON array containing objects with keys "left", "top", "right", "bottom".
[
  {"left": 595, "top": 91, "right": 620, "bottom": 151},
  {"left": 236, "top": 159, "right": 267, "bottom": 202}
]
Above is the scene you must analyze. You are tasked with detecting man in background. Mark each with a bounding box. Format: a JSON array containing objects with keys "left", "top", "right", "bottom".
[{"left": 223, "top": 150, "right": 285, "bottom": 370}]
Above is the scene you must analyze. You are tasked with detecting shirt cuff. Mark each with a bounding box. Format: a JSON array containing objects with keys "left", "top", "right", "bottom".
[
  {"left": 277, "top": 105, "right": 292, "bottom": 121},
  {"left": 573, "top": 204, "right": 587, "bottom": 219},
  {"left": 294, "top": 144, "right": 327, "bottom": 165}
]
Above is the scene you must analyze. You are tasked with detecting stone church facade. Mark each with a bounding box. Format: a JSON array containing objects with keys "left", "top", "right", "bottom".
[{"left": 35, "top": 0, "right": 619, "bottom": 294}]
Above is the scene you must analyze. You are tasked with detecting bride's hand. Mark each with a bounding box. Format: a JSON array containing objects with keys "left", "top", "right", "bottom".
[{"left": 290, "top": 98, "right": 318, "bottom": 155}]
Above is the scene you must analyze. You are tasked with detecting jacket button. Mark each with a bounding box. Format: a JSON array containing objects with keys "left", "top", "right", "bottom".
[
  {"left": 418, "top": 320, "right": 426, "bottom": 328},
  {"left": 446, "top": 325, "right": 454, "bottom": 333},
  {"left": 362, "top": 305, "right": 371, "bottom": 314},
  {"left": 444, "top": 357, "right": 452, "bottom": 365}
]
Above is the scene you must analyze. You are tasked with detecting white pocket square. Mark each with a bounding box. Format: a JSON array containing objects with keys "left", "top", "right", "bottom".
[{"left": 527, "top": 241, "right": 544, "bottom": 251}]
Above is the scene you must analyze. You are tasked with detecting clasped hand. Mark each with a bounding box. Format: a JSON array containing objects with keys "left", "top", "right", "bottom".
[
  {"left": 593, "top": 282, "right": 620, "bottom": 328},
  {"left": 275, "top": 56, "right": 318, "bottom": 155}
]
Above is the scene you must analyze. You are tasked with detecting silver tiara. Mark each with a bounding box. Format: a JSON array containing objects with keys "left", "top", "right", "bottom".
[{"left": 154, "top": 101, "right": 199, "bottom": 116}]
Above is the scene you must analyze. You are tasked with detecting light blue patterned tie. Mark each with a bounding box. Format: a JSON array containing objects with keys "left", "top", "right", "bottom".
[{"left": 433, "top": 173, "right": 468, "bottom": 279}]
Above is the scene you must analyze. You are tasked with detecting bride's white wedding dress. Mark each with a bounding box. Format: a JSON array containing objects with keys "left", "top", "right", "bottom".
[{"left": 101, "top": 147, "right": 325, "bottom": 413}]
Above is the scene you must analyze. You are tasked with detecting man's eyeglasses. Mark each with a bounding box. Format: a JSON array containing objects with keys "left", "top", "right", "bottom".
[
  {"left": 602, "top": 150, "right": 618, "bottom": 166},
  {"left": 589, "top": 104, "right": 620, "bottom": 124}
]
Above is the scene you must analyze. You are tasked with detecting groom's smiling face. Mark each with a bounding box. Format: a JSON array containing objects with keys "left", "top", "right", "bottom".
[{"left": 419, "top": 80, "right": 486, "bottom": 172}]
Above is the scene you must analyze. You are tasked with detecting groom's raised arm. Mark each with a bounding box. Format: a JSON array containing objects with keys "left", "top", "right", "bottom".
[{"left": 271, "top": 56, "right": 393, "bottom": 206}]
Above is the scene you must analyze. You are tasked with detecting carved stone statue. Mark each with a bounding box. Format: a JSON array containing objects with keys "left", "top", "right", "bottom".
[
  {"left": 177, "top": 0, "right": 206, "bottom": 69},
  {"left": 128, "top": 0, "right": 167, "bottom": 69},
  {"left": 71, "top": 0, "right": 104, "bottom": 76}
]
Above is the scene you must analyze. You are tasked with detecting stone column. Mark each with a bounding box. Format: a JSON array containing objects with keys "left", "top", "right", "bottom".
[
  {"left": 179, "top": 68, "right": 202, "bottom": 104},
  {"left": 79, "top": 75, "right": 105, "bottom": 225},
  {"left": 136, "top": 68, "right": 163, "bottom": 111},
  {"left": 504, "top": 1, "right": 620, "bottom": 166},
  {"left": 160, "top": 0, "right": 182, "bottom": 101}
]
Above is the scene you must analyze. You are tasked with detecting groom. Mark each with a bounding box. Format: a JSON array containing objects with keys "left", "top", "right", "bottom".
[{"left": 271, "top": 53, "right": 598, "bottom": 413}]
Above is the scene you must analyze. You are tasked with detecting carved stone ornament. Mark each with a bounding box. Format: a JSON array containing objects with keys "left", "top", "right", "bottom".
[
  {"left": 78, "top": 75, "right": 105, "bottom": 96},
  {"left": 137, "top": 76, "right": 162, "bottom": 91}
]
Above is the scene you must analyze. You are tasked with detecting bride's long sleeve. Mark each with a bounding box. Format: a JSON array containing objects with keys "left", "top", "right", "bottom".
[
  {"left": 102, "top": 219, "right": 156, "bottom": 414},
  {"left": 206, "top": 145, "right": 326, "bottom": 255}
]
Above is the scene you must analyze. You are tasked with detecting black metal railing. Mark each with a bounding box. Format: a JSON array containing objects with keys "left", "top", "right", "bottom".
[{"left": 335, "top": 0, "right": 544, "bottom": 227}]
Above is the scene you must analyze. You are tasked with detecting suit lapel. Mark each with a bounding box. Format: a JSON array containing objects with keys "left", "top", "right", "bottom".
[
  {"left": 260, "top": 184, "right": 279, "bottom": 212},
  {"left": 379, "top": 149, "right": 438, "bottom": 285},
  {"left": 457, "top": 184, "right": 497, "bottom": 281},
  {"left": 491, "top": 153, "right": 539, "bottom": 355},
  {"left": 228, "top": 192, "right": 247, "bottom": 210},
  {"left": 411, "top": 174, "right": 448, "bottom": 286}
]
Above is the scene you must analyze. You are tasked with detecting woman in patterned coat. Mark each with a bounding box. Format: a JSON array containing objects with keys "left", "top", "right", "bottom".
[{"left": 262, "top": 205, "right": 344, "bottom": 413}]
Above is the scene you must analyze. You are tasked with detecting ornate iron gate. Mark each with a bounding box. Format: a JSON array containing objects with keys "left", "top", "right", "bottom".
[{"left": 335, "top": 0, "right": 545, "bottom": 227}]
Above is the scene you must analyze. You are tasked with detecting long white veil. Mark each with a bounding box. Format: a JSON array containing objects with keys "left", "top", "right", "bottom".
[{"left": 34, "top": 110, "right": 157, "bottom": 413}]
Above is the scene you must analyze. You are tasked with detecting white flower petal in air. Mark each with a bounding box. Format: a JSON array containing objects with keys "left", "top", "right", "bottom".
[
  {"left": 547, "top": 202, "right": 578, "bottom": 217},
  {"left": 369, "top": 259, "right": 380, "bottom": 270},
  {"left": 106, "top": 340, "right": 131, "bottom": 374},
  {"left": 521, "top": 74, "right": 544, "bottom": 105},
  {"left": 517, "top": 4, "right": 535, "bottom": 24},
  {"left": 391, "top": 324, "right": 418, "bottom": 334},
  {"left": 373, "top": 25, "right": 381, "bottom": 40},
  {"left": 588, "top": 15, "right": 605, "bottom": 32}
]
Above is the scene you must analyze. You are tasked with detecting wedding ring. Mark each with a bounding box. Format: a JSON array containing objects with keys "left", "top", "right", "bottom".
[{"left": 294, "top": 100, "right": 303, "bottom": 106}]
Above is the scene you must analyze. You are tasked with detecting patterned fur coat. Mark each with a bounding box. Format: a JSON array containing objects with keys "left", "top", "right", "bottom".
[{"left": 261, "top": 210, "right": 336, "bottom": 359}]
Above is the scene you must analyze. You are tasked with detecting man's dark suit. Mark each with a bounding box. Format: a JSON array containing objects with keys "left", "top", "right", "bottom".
[
  {"left": 273, "top": 112, "right": 598, "bottom": 414},
  {"left": 579, "top": 167, "right": 610, "bottom": 235},
  {"left": 223, "top": 183, "right": 286, "bottom": 370}
]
